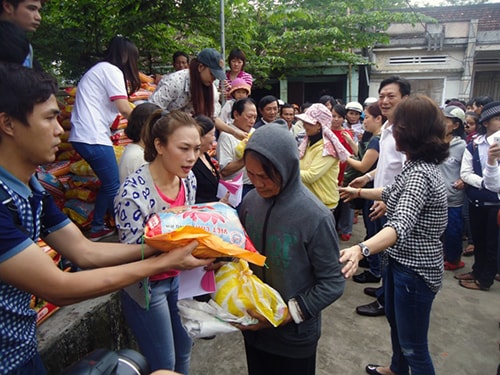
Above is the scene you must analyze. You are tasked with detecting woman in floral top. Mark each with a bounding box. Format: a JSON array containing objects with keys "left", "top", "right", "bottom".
[
  {"left": 338, "top": 95, "right": 449, "bottom": 375},
  {"left": 114, "top": 110, "right": 201, "bottom": 374}
]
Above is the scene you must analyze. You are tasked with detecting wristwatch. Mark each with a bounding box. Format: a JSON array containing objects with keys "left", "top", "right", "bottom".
[{"left": 358, "top": 242, "right": 370, "bottom": 257}]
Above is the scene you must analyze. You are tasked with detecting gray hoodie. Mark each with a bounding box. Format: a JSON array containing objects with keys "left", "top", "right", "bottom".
[
  {"left": 439, "top": 136, "right": 466, "bottom": 207},
  {"left": 239, "top": 124, "right": 345, "bottom": 358}
]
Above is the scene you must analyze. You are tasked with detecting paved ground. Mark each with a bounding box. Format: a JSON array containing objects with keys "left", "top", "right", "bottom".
[{"left": 189, "top": 218, "right": 500, "bottom": 375}]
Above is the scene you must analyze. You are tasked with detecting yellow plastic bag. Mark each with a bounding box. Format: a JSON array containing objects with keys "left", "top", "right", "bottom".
[{"left": 213, "top": 259, "right": 288, "bottom": 327}]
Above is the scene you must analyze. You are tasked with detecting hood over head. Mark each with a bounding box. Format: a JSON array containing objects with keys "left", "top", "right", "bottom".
[{"left": 245, "top": 122, "right": 300, "bottom": 196}]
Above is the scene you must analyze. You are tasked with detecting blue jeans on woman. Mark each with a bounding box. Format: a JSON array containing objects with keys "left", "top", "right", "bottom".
[
  {"left": 15, "top": 353, "right": 46, "bottom": 375},
  {"left": 443, "top": 206, "right": 463, "bottom": 263},
  {"left": 120, "top": 277, "right": 192, "bottom": 373},
  {"left": 71, "top": 142, "right": 120, "bottom": 232},
  {"left": 385, "top": 258, "right": 436, "bottom": 375},
  {"left": 363, "top": 199, "right": 381, "bottom": 278}
]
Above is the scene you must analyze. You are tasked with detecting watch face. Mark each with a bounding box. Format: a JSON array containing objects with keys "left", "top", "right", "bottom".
[{"left": 360, "top": 244, "right": 370, "bottom": 256}]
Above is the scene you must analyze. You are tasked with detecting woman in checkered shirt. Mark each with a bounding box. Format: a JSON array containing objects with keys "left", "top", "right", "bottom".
[{"left": 338, "top": 95, "right": 449, "bottom": 375}]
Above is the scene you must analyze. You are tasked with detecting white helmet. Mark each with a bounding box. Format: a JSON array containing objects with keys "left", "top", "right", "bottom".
[{"left": 363, "top": 97, "right": 378, "bottom": 107}]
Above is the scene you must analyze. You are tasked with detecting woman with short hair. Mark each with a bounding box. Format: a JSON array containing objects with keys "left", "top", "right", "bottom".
[{"left": 339, "top": 95, "right": 449, "bottom": 375}]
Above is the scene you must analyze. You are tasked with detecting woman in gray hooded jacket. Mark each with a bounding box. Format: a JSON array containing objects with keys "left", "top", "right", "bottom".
[{"left": 237, "top": 124, "right": 345, "bottom": 375}]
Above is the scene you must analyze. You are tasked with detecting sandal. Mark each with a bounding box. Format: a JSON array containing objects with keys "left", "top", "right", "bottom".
[
  {"left": 459, "top": 279, "right": 489, "bottom": 291},
  {"left": 444, "top": 261, "right": 465, "bottom": 271},
  {"left": 454, "top": 272, "right": 474, "bottom": 280},
  {"left": 462, "top": 244, "right": 474, "bottom": 257}
]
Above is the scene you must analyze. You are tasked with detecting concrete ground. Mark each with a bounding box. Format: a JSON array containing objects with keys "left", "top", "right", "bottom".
[
  {"left": 189, "top": 218, "right": 500, "bottom": 375},
  {"left": 38, "top": 217, "right": 500, "bottom": 374}
]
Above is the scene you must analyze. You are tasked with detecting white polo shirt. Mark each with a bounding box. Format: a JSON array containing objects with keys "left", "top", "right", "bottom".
[{"left": 374, "top": 121, "right": 406, "bottom": 188}]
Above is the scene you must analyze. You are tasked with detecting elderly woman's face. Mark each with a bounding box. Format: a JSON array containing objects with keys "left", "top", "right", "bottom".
[
  {"left": 303, "top": 120, "right": 321, "bottom": 137},
  {"left": 245, "top": 153, "right": 281, "bottom": 198}
]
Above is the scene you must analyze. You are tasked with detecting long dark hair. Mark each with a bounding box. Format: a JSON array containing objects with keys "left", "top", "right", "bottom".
[
  {"left": 188, "top": 59, "right": 215, "bottom": 118},
  {"left": 104, "top": 36, "right": 141, "bottom": 95}
]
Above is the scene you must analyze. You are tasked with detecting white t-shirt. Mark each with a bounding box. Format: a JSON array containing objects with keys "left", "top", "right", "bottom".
[
  {"left": 69, "top": 62, "right": 128, "bottom": 146},
  {"left": 216, "top": 130, "right": 251, "bottom": 184},
  {"left": 119, "top": 143, "right": 146, "bottom": 183},
  {"left": 374, "top": 121, "right": 406, "bottom": 188}
]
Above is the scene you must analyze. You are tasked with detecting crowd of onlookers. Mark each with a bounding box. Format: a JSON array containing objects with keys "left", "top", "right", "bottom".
[{"left": 1, "top": 0, "right": 499, "bottom": 374}]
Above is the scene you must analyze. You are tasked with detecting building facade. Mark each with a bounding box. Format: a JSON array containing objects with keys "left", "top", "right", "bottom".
[{"left": 267, "top": 3, "right": 500, "bottom": 106}]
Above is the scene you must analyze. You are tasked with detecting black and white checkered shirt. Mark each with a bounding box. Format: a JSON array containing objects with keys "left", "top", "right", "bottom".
[{"left": 382, "top": 159, "right": 447, "bottom": 292}]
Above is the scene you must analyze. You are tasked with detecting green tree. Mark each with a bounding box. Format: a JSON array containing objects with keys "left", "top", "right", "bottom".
[{"left": 33, "top": 0, "right": 425, "bottom": 85}]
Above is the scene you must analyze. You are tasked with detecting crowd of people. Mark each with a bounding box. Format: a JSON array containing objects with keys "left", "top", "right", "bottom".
[{"left": 0, "top": 1, "right": 499, "bottom": 374}]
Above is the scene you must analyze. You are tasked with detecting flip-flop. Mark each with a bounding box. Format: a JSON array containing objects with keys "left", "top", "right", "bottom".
[
  {"left": 462, "top": 245, "right": 474, "bottom": 257},
  {"left": 454, "top": 272, "right": 474, "bottom": 280},
  {"left": 459, "top": 279, "right": 489, "bottom": 291}
]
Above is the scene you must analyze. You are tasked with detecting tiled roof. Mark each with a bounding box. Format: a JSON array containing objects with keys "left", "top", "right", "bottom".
[{"left": 414, "top": 3, "right": 500, "bottom": 32}]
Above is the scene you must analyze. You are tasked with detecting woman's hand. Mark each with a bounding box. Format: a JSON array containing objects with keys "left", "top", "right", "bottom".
[
  {"left": 349, "top": 174, "right": 370, "bottom": 188},
  {"left": 232, "top": 127, "right": 248, "bottom": 141},
  {"left": 368, "top": 201, "right": 386, "bottom": 221},
  {"left": 234, "top": 309, "right": 292, "bottom": 331},
  {"left": 339, "top": 186, "right": 359, "bottom": 202},
  {"left": 452, "top": 179, "right": 464, "bottom": 190},
  {"left": 158, "top": 241, "right": 214, "bottom": 271},
  {"left": 487, "top": 142, "right": 500, "bottom": 165},
  {"left": 339, "top": 246, "right": 363, "bottom": 278},
  {"left": 219, "top": 191, "right": 230, "bottom": 205}
]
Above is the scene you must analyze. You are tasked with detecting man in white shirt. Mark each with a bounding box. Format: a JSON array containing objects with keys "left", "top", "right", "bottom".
[
  {"left": 217, "top": 98, "right": 258, "bottom": 206},
  {"left": 349, "top": 76, "right": 411, "bottom": 318}
]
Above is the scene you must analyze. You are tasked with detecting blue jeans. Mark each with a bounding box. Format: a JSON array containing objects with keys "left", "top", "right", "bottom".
[
  {"left": 385, "top": 258, "right": 436, "bottom": 375},
  {"left": 71, "top": 142, "right": 120, "bottom": 232},
  {"left": 363, "top": 199, "right": 381, "bottom": 277},
  {"left": 335, "top": 199, "right": 354, "bottom": 235},
  {"left": 120, "top": 277, "right": 192, "bottom": 373},
  {"left": 13, "top": 353, "right": 46, "bottom": 375},
  {"left": 443, "top": 206, "right": 463, "bottom": 263}
]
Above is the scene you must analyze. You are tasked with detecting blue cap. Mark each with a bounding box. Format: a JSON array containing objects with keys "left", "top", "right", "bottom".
[{"left": 197, "top": 48, "right": 225, "bottom": 82}]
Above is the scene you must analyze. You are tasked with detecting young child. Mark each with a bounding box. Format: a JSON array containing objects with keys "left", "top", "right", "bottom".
[{"left": 219, "top": 77, "right": 251, "bottom": 125}]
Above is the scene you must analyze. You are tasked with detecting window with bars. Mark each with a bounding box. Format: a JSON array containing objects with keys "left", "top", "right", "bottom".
[{"left": 389, "top": 56, "right": 448, "bottom": 65}]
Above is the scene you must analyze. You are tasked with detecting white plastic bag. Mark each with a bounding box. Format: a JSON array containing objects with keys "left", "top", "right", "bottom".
[{"left": 177, "top": 299, "right": 255, "bottom": 339}]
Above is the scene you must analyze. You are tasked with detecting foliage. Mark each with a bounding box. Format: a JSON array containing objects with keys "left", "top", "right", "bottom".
[{"left": 33, "top": 0, "right": 422, "bottom": 85}]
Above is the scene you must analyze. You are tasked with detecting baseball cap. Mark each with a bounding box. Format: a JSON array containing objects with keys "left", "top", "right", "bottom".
[
  {"left": 345, "top": 102, "right": 363, "bottom": 113},
  {"left": 295, "top": 103, "right": 332, "bottom": 128},
  {"left": 197, "top": 48, "right": 226, "bottom": 82},
  {"left": 443, "top": 106, "right": 465, "bottom": 123}
]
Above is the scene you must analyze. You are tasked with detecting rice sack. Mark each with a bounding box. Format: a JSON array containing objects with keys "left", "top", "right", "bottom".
[{"left": 144, "top": 202, "right": 266, "bottom": 266}]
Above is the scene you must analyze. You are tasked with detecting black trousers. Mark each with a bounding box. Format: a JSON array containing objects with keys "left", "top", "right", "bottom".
[
  {"left": 469, "top": 204, "right": 499, "bottom": 288},
  {"left": 245, "top": 341, "right": 316, "bottom": 375}
]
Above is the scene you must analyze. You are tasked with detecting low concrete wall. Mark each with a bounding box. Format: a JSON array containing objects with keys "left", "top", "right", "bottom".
[{"left": 37, "top": 292, "right": 138, "bottom": 374}]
